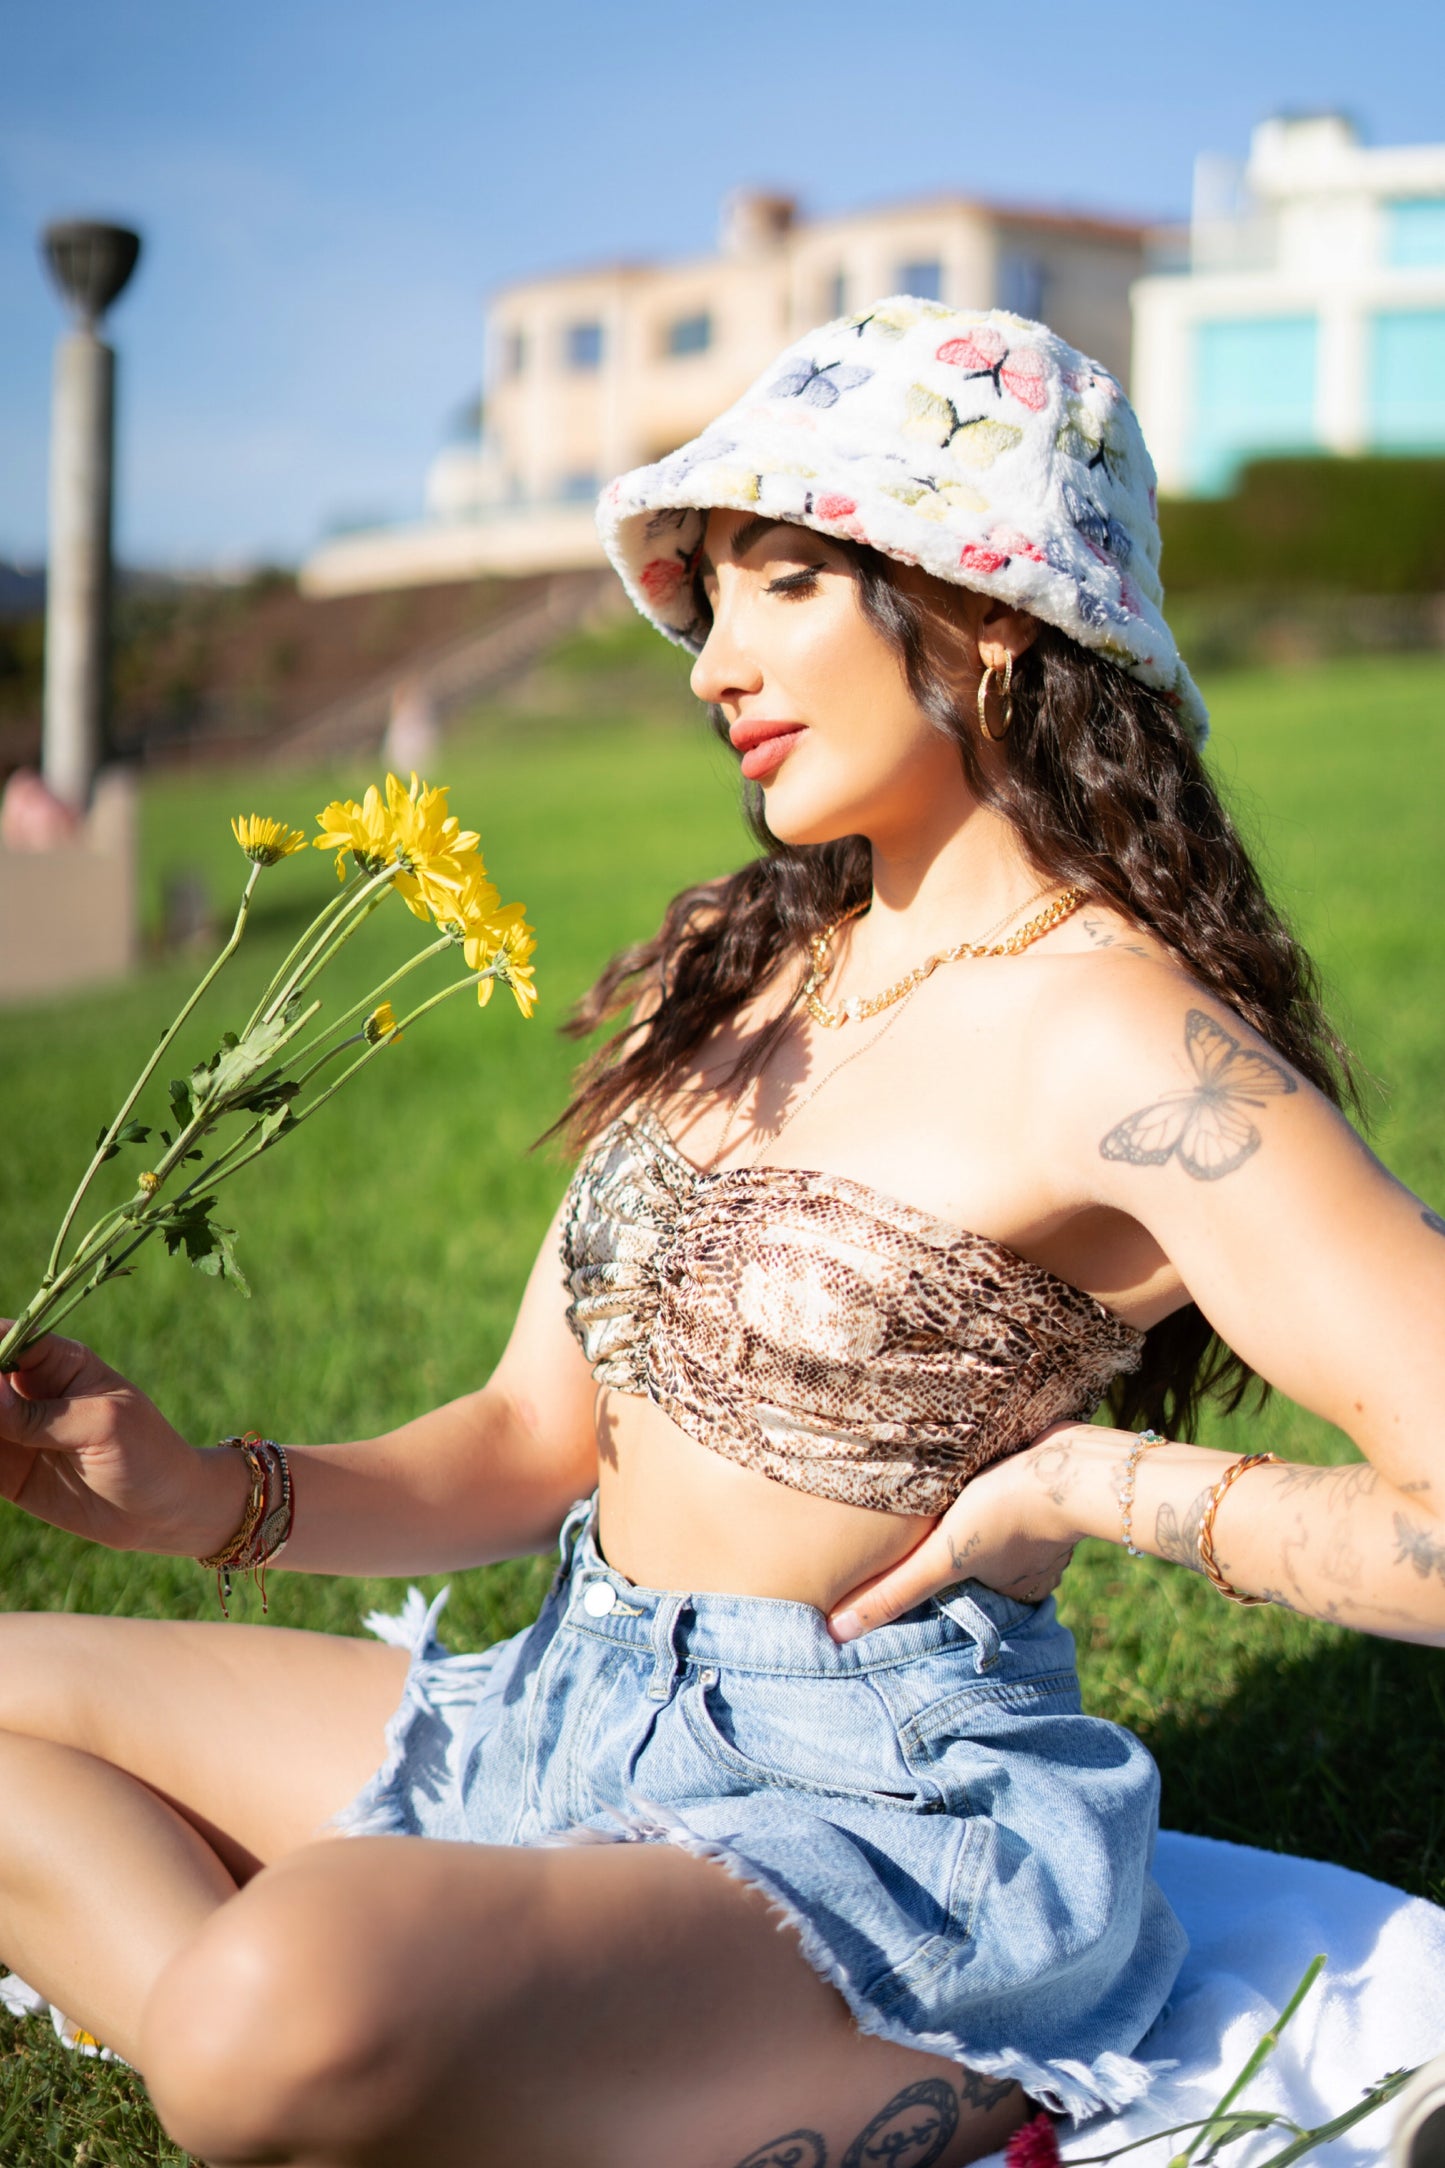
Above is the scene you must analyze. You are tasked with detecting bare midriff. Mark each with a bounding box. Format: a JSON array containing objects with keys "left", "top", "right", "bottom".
[{"left": 592, "top": 1387, "right": 938, "bottom": 1609}]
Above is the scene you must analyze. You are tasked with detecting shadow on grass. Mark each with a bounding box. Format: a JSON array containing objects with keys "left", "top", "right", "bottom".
[{"left": 1139, "top": 1628, "right": 1445, "bottom": 1905}]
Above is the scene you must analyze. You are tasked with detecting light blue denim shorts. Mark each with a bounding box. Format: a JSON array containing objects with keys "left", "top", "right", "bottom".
[{"left": 331, "top": 1492, "right": 1186, "bottom": 2119}]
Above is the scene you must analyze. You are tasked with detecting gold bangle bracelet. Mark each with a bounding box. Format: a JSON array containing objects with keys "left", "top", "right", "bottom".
[
  {"left": 1196, "top": 1451, "right": 1281, "bottom": 1604},
  {"left": 197, "top": 1439, "right": 268, "bottom": 1569}
]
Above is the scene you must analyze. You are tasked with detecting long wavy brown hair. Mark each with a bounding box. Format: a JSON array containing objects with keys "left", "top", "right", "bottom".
[{"left": 552, "top": 539, "right": 1358, "bottom": 1439}]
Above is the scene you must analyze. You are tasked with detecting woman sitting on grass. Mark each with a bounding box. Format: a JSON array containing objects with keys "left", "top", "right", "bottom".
[{"left": 1, "top": 302, "right": 1442, "bottom": 2168}]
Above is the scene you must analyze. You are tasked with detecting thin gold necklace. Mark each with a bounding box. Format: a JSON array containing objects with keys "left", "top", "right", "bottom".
[
  {"left": 708, "top": 980, "right": 923, "bottom": 1172},
  {"left": 803, "top": 886, "right": 1085, "bottom": 1029}
]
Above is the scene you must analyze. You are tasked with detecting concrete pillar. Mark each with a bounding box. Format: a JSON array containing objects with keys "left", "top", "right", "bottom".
[{"left": 43, "top": 329, "right": 115, "bottom": 811}]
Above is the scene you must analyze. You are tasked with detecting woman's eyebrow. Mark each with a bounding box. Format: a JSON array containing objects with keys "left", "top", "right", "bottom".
[{"left": 696, "top": 516, "right": 806, "bottom": 578}]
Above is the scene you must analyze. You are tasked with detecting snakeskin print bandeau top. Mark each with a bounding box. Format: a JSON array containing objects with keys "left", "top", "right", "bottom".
[{"left": 559, "top": 1106, "right": 1145, "bottom": 1517}]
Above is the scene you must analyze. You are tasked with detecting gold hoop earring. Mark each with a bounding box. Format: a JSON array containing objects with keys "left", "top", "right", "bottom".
[{"left": 977, "top": 651, "right": 1014, "bottom": 742}]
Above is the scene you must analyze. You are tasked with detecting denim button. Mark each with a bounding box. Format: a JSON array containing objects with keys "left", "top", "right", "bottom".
[{"left": 582, "top": 1581, "right": 617, "bottom": 1616}]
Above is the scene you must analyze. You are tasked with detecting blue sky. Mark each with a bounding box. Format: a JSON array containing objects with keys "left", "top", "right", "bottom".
[{"left": 3, "top": 0, "right": 1442, "bottom": 568}]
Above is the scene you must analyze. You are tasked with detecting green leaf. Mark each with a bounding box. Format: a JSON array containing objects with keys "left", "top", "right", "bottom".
[
  {"left": 156, "top": 1196, "right": 251, "bottom": 1298},
  {"left": 190, "top": 1012, "right": 298, "bottom": 1115},
  {"left": 117, "top": 1119, "right": 151, "bottom": 1146},
  {"left": 258, "top": 1102, "right": 294, "bottom": 1143},
  {"left": 168, "top": 1078, "right": 193, "bottom": 1126},
  {"left": 229, "top": 1073, "right": 300, "bottom": 1116}
]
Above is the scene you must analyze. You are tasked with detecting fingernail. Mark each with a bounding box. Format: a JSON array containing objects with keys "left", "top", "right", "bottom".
[{"left": 829, "top": 1609, "right": 860, "bottom": 1642}]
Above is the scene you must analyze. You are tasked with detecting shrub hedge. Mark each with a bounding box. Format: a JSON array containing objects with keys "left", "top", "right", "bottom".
[{"left": 1159, "top": 456, "right": 1445, "bottom": 593}]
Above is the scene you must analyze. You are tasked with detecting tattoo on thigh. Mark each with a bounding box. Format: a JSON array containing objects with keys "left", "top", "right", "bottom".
[
  {"left": 959, "top": 2068, "right": 1020, "bottom": 2112},
  {"left": 1155, "top": 1485, "right": 1215, "bottom": 1571},
  {"left": 841, "top": 2078, "right": 958, "bottom": 2168},
  {"left": 1098, "top": 1009, "right": 1297, "bottom": 1182},
  {"left": 733, "top": 2135, "right": 827, "bottom": 2168}
]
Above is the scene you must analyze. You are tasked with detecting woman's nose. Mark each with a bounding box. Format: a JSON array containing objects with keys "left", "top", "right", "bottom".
[{"left": 689, "top": 609, "right": 763, "bottom": 708}]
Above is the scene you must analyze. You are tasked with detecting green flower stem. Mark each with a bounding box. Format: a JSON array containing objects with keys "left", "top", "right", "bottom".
[
  {"left": 258, "top": 865, "right": 397, "bottom": 1025},
  {"left": 241, "top": 873, "right": 361, "bottom": 1036},
  {"left": 1169, "top": 1957, "right": 1325, "bottom": 2168},
  {"left": 280, "top": 966, "right": 495, "bottom": 1142},
  {"left": 281, "top": 935, "right": 455, "bottom": 1082},
  {"left": 1067, "top": 2112, "right": 1284, "bottom": 2164},
  {"left": 42, "top": 865, "right": 262, "bottom": 1285},
  {"left": 1248, "top": 2066, "right": 1417, "bottom": 2167}
]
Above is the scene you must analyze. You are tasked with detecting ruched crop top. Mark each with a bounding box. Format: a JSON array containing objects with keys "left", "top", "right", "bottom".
[{"left": 559, "top": 1106, "right": 1145, "bottom": 1517}]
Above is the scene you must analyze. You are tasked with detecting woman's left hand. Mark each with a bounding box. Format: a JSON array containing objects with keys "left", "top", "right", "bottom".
[{"left": 826, "top": 1421, "right": 1091, "bottom": 1641}]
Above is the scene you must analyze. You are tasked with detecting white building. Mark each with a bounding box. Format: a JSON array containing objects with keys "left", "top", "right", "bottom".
[
  {"left": 1132, "top": 114, "right": 1445, "bottom": 496},
  {"left": 304, "top": 188, "right": 1144, "bottom": 596}
]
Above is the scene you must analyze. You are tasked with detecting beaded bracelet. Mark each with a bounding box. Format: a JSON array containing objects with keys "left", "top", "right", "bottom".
[
  {"left": 1197, "top": 1451, "right": 1280, "bottom": 1605},
  {"left": 1116, "top": 1428, "right": 1167, "bottom": 1557},
  {"left": 197, "top": 1434, "right": 293, "bottom": 1615}
]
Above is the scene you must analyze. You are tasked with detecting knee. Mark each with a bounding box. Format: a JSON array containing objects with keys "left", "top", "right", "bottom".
[{"left": 139, "top": 1850, "right": 439, "bottom": 2164}]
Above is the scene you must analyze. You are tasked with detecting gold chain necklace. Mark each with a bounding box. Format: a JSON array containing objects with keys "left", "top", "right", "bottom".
[{"left": 803, "top": 886, "right": 1086, "bottom": 1029}]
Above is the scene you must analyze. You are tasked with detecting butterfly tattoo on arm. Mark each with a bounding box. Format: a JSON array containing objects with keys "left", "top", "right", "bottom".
[{"left": 1099, "top": 1009, "right": 1298, "bottom": 1182}]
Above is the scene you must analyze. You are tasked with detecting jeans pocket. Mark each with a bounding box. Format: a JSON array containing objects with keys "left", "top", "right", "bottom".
[{"left": 677, "top": 1668, "right": 925, "bottom": 1807}]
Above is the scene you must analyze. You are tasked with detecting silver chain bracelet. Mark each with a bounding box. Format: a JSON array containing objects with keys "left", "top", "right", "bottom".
[{"left": 1117, "top": 1429, "right": 1167, "bottom": 1557}]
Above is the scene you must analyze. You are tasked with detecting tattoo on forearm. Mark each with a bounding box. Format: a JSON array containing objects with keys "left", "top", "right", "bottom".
[
  {"left": 733, "top": 2135, "right": 827, "bottom": 2168},
  {"left": 1155, "top": 1484, "right": 1215, "bottom": 1571},
  {"left": 841, "top": 2079, "right": 958, "bottom": 2168},
  {"left": 1393, "top": 1514, "right": 1445, "bottom": 1586},
  {"left": 1272, "top": 1462, "right": 1380, "bottom": 1509},
  {"left": 1099, "top": 1009, "right": 1297, "bottom": 1182},
  {"left": 1424, "top": 1208, "right": 1445, "bottom": 1238}
]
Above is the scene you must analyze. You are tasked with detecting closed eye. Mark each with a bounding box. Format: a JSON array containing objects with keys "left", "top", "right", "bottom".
[{"left": 766, "top": 567, "right": 823, "bottom": 598}]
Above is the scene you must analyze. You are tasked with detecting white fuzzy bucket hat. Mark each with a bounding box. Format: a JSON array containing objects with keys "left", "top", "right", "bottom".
[{"left": 597, "top": 296, "right": 1207, "bottom": 744}]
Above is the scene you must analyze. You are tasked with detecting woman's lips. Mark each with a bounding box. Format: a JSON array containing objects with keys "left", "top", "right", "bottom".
[{"left": 736, "top": 727, "right": 806, "bottom": 781}]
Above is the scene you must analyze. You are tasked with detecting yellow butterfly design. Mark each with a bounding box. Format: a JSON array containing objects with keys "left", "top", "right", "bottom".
[
  {"left": 901, "top": 387, "right": 1022, "bottom": 467},
  {"left": 1100, "top": 1009, "right": 1298, "bottom": 1182}
]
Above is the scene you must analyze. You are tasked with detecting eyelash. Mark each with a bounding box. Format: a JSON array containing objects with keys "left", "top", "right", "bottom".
[{"left": 766, "top": 568, "right": 822, "bottom": 598}]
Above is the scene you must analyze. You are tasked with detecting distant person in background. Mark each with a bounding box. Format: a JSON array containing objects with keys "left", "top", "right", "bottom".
[
  {"left": 0, "top": 767, "right": 81, "bottom": 850},
  {"left": 1, "top": 300, "right": 1443, "bottom": 2168},
  {"left": 382, "top": 672, "right": 438, "bottom": 776}
]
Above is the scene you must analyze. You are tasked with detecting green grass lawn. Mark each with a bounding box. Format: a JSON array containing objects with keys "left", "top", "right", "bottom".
[{"left": 0, "top": 639, "right": 1442, "bottom": 2161}]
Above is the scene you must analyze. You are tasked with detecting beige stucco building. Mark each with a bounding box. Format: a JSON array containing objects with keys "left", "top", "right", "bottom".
[{"left": 304, "top": 189, "right": 1145, "bottom": 596}]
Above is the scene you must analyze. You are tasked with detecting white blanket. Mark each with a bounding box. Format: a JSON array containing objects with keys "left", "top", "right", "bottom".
[
  {"left": 4, "top": 1829, "right": 1444, "bottom": 2159},
  {"left": 978, "top": 1832, "right": 1445, "bottom": 2167}
]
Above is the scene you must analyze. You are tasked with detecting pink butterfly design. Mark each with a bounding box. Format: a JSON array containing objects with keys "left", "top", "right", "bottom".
[
  {"left": 1099, "top": 1010, "right": 1298, "bottom": 1181},
  {"left": 936, "top": 331, "right": 1049, "bottom": 412}
]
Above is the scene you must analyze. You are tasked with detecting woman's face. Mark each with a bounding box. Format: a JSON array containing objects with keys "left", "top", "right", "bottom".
[{"left": 689, "top": 508, "right": 977, "bottom": 852}]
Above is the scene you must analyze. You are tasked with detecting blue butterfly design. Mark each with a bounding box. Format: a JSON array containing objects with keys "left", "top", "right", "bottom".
[
  {"left": 1063, "top": 481, "right": 1132, "bottom": 568},
  {"left": 768, "top": 358, "right": 873, "bottom": 407}
]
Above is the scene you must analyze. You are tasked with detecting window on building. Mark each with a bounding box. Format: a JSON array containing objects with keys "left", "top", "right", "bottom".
[
  {"left": 1383, "top": 198, "right": 1445, "bottom": 269},
  {"left": 665, "top": 311, "right": 712, "bottom": 357},
  {"left": 557, "top": 469, "right": 600, "bottom": 502},
  {"left": 824, "top": 269, "right": 848, "bottom": 319},
  {"left": 1188, "top": 315, "right": 1320, "bottom": 493},
  {"left": 897, "top": 259, "right": 943, "bottom": 302},
  {"left": 564, "top": 320, "right": 604, "bottom": 370},
  {"left": 501, "top": 328, "right": 526, "bottom": 378},
  {"left": 1369, "top": 310, "right": 1445, "bottom": 449},
  {"left": 997, "top": 251, "right": 1046, "bottom": 322}
]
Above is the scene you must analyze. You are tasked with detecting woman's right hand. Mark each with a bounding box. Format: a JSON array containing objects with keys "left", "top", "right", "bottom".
[{"left": 0, "top": 1330, "right": 237, "bottom": 1557}]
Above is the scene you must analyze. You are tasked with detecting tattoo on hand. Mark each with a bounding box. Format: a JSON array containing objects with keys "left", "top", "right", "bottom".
[
  {"left": 1099, "top": 1009, "right": 1297, "bottom": 1182},
  {"left": 842, "top": 2079, "right": 958, "bottom": 2168},
  {"left": 1155, "top": 1484, "right": 1215, "bottom": 1571},
  {"left": 1393, "top": 1514, "right": 1445, "bottom": 1586},
  {"left": 948, "top": 1529, "right": 983, "bottom": 1575},
  {"left": 1424, "top": 1208, "right": 1445, "bottom": 1238},
  {"left": 733, "top": 2136, "right": 827, "bottom": 2168}
]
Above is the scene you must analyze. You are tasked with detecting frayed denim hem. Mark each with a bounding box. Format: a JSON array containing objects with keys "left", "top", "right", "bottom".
[
  {"left": 323, "top": 1585, "right": 457, "bottom": 1839},
  {"left": 537, "top": 1799, "right": 1170, "bottom": 2124}
]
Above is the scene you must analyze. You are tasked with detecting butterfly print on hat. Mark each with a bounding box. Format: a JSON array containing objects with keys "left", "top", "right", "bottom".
[
  {"left": 901, "top": 385, "right": 1022, "bottom": 466},
  {"left": 959, "top": 526, "right": 1052, "bottom": 577},
  {"left": 1056, "top": 404, "right": 1131, "bottom": 486},
  {"left": 842, "top": 299, "right": 951, "bottom": 340},
  {"left": 768, "top": 357, "right": 873, "bottom": 407},
  {"left": 1064, "top": 480, "right": 1133, "bottom": 568},
  {"left": 643, "top": 506, "right": 696, "bottom": 541},
  {"left": 936, "top": 329, "right": 1049, "bottom": 412},
  {"left": 1100, "top": 1010, "right": 1298, "bottom": 1182}
]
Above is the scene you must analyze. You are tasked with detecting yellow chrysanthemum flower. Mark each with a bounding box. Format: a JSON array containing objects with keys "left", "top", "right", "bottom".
[
  {"left": 435, "top": 857, "right": 502, "bottom": 945},
  {"left": 384, "top": 772, "right": 483, "bottom": 923},
  {"left": 363, "top": 1002, "right": 401, "bottom": 1044},
  {"left": 231, "top": 815, "right": 309, "bottom": 866},
  {"left": 467, "top": 901, "right": 538, "bottom": 1018},
  {"left": 312, "top": 783, "right": 394, "bottom": 881}
]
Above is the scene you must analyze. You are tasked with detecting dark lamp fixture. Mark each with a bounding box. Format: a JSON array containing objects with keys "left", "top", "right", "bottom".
[{"left": 41, "top": 221, "right": 142, "bottom": 330}]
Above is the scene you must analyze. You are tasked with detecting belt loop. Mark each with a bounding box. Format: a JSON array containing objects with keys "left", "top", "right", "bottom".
[
  {"left": 933, "top": 1585, "right": 1002, "bottom": 1672},
  {"left": 548, "top": 1493, "right": 595, "bottom": 1597},
  {"left": 647, "top": 1592, "right": 689, "bottom": 1701}
]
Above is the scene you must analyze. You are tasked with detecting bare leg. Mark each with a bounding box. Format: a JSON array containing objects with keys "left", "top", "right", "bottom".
[
  {"left": 0, "top": 1609, "right": 409, "bottom": 2059},
  {"left": 144, "top": 1836, "right": 1031, "bottom": 2168}
]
